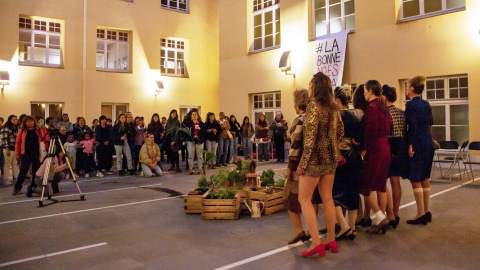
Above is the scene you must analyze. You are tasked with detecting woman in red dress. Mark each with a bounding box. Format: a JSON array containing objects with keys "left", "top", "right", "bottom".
[{"left": 360, "top": 80, "right": 391, "bottom": 233}]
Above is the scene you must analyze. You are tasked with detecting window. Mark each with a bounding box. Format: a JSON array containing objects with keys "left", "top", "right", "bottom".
[
  {"left": 403, "top": 75, "right": 469, "bottom": 143},
  {"left": 252, "top": 92, "right": 281, "bottom": 124},
  {"left": 161, "top": 38, "right": 186, "bottom": 76},
  {"left": 101, "top": 103, "right": 129, "bottom": 123},
  {"left": 252, "top": 0, "right": 281, "bottom": 52},
  {"left": 96, "top": 29, "right": 130, "bottom": 72},
  {"left": 313, "top": 0, "right": 355, "bottom": 38},
  {"left": 161, "top": 0, "right": 188, "bottom": 13},
  {"left": 31, "top": 103, "right": 63, "bottom": 121},
  {"left": 400, "top": 0, "right": 465, "bottom": 21},
  {"left": 179, "top": 106, "right": 201, "bottom": 121},
  {"left": 19, "top": 17, "right": 62, "bottom": 67}
]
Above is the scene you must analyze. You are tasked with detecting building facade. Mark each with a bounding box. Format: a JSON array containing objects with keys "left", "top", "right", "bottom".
[
  {"left": 219, "top": 0, "right": 480, "bottom": 143},
  {"left": 0, "top": 0, "right": 220, "bottom": 123}
]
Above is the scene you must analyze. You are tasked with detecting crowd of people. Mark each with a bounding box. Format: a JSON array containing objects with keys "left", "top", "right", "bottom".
[{"left": 0, "top": 71, "right": 435, "bottom": 258}]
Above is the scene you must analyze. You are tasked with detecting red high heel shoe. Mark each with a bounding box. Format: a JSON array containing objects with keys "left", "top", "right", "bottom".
[
  {"left": 324, "top": 240, "right": 338, "bottom": 253},
  {"left": 301, "top": 243, "right": 325, "bottom": 257}
]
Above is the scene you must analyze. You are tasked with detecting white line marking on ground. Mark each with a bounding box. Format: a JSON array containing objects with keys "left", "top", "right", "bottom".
[
  {"left": 0, "top": 183, "right": 164, "bottom": 205},
  {"left": 0, "top": 195, "right": 182, "bottom": 225},
  {"left": 213, "top": 177, "right": 479, "bottom": 270},
  {"left": 0, "top": 242, "right": 107, "bottom": 267}
]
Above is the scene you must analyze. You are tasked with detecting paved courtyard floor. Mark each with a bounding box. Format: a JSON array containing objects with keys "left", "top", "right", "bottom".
[{"left": 0, "top": 161, "right": 479, "bottom": 270}]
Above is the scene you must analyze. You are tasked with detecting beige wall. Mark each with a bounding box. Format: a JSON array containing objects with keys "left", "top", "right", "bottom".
[
  {"left": 219, "top": 0, "right": 480, "bottom": 140},
  {"left": 0, "top": 0, "right": 220, "bottom": 123}
]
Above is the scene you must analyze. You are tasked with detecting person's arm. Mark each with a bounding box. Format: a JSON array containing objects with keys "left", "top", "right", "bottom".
[
  {"left": 269, "top": 122, "right": 276, "bottom": 130},
  {"left": 298, "top": 103, "right": 320, "bottom": 171},
  {"left": 0, "top": 128, "right": 7, "bottom": 149},
  {"left": 280, "top": 121, "right": 288, "bottom": 131},
  {"left": 140, "top": 144, "right": 152, "bottom": 166},
  {"left": 15, "top": 130, "right": 22, "bottom": 158},
  {"left": 77, "top": 141, "right": 84, "bottom": 148},
  {"left": 405, "top": 102, "right": 417, "bottom": 157},
  {"left": 93, "top": 140, "right": 100, "bottom": 148},
  {"left": 336, "top": 112, "right": 344, "bottom": 144},
  {"left": 54, "top": 157, "right": 68, "bottom": 173},
  {"left": 361, "top": 106, "right": 377, "bottom": 153},
  {"left": 155, "top": 144, "right": 161, "bottom": 163}
]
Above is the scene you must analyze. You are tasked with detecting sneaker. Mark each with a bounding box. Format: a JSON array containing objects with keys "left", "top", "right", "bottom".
[
  {"left": 96, "top": 172, "right": 104, "bottom": 177},
  {"left": 4, "top": 180, "right": 12, "bottom": 186},
  {"left": 106, "top": 171, "right": 113, "bottom": 175},
  {"left": 189, "top": 169, "right": 194, "bottom": 175},
  {"left": 26, "top": 185, "right": 33, "bottom": 197},
  {"left": 85, "top": 173, "right": 90, "bottom": 178},
  {"left": 12, "top": 189, "right": 22, "bottom": 196}
]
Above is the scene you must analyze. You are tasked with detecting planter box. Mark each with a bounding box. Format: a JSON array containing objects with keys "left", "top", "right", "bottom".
[
  {"left": 202, "top": 191, "right": 241, "bottom": 220},
  {"left": 184, "top": 194, "right": 204, "bottom": 214},
  {"left": 236, "top": 190, "right": 250, "bottom": 213},
  {"left": 248, "top": 187, "right": 285, "bottom": 215}
]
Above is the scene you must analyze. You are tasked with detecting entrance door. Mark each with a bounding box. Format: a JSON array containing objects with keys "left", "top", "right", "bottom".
[{"left": 101, "top": 103, "right": 129, "bottom": 123}]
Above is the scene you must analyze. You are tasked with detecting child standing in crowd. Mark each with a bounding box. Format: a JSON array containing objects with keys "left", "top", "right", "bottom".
[
  {"left": 256, "top": 114, "right": 270, "bottom": 162},
  {"left": 241, "top": 116, "right": 254, "bottom": 160},
  {"left": 205, "top": 112, "right": 220, "bottom": 169},
  {"left": 228, "top": 115, "right": 241, "bottom": 163},
  {"left": 63, "top": 133, "right": 78, "bottom": 179},
  {"left": 0, "top": 115, "right": 19, "bottom": 185},
  {"left": 57, "top": 113, "right": 74, "bottom": 133},
  {"left": 134, "top": 116, "right": 147, "bottom": 171},
  {"left": 95, "top": 115, "right": 113, "bottom": 175},
  {"left": 77, "top": 132, "right": 103, "bottom": 178}
]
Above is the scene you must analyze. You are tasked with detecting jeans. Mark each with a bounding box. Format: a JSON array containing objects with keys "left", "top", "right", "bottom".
[
  {"left": 205, "top": 140, "right": 217, "bottom": 166},
  {"left": 217, "top": 138, "right": 230, "bottom": 163},
  {"left": 229, "top": 137, "right": 238, "bottom": 163},
  {"left": 242, "top": 137, "right": 253, "bottom": 160},
  {"left": 15, "top": 155, "right": 41, "bottom": 191},
  {"left": 115, "top": 140, "right": 133, "bottom": 171},
  {"left": 33, "top": 172, "right": 64, "bottom": 195},
  {"left": 83, "top": 152, "right": 97, "bottom": 174},
  {"left": 123, "top": 141, "right": 136, "bottom": 170},
  {"left": 187, "top": 141, "right": 204, "bottom": 169},
  {"left": 141, "top": 163, "right": 163, "bottom": 177},
  {"left": 3, "top": 149, "right": 19, "bottom": 182},
  {"left": 258, "top": 142, "right": 269, "bottom": 161},
  {"left": 159, "top": 143, "right": 166, "bottom": 161}
]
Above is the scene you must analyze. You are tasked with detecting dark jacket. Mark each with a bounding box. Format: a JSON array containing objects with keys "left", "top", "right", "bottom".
[
  {"left": 204, "top": 120, "right": 221, "bottom": 142},
  {"left": 125, "top": 122, "right": 136, "bottom": 144},
  {"left": 147, "top": 122, "right": 164, "bottom": 144},
  {"left": 112, "top": 124, "right": 128, "bottom": 146},
  {"left": 165, "top": 118, "right": 181, "bottom": 152},
  {"left": 269, "top": 119, "right": 288, "bottom": 142},
  {"left": 229, "top": 121, "right": 241, "bottom": 138},
  {"left": 73, "top": 125, "right": 92, "bottom": 141},
  {"left": 95, "top": 124, "right": 112, "bottom": 144},
  {"left": 183, "top": 119, "right": 205, "bottom": 144}
]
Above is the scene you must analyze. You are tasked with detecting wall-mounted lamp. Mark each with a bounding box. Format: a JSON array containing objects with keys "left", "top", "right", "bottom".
[
  {"left": 0, "top": 71, "right": 9, "bottom": 91},
  {"left": 155, "top": 80, "right": 164, "bottom": 96},
  {"left": 279, "top": 50, "right": 295, "bottom": 78}
]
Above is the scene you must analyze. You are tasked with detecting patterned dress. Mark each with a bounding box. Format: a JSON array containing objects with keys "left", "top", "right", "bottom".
[{"left": 388, "top": 105, "right": 409, "bottom": 178}]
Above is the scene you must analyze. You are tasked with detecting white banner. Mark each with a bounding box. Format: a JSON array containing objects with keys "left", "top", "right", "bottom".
[{"left": 313, "top": 30, "right": 349, "bottom": 88}]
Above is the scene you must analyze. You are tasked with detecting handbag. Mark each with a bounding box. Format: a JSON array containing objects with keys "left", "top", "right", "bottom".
[{"left": 226, "top": 130, "right": 233, "bottom": 139}]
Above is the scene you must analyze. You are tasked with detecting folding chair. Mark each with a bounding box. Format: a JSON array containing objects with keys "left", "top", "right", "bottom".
[
  {"left": 463, "top": 141, "right": 480, "bottom": 182},
  {"left": 432, "top": 141, "right": 464, "bottom": 183}
]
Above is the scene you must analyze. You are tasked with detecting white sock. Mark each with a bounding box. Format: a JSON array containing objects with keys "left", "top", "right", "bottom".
[{"left": 374, "top": 211, "right": 386, "bottom": 225}]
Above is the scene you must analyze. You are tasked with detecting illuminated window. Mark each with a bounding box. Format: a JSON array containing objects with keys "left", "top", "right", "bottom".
[
  {"left": 400, "top": 0, "right": 465, "bottom": 21},
  {"left": 403, "top": 75, "right": 468, "bottom": 143},
  {"left": 313, "top": 0, "right": 355, "bottom": 38},
  {"left": 18, "top": 17, "right": 62, "bottom": 67},
  {"left": 96, "top": 29, "right": 130, "bottom": 72},
  {"left": 31, "top": 103, "right": 63, "bottom": 121},
  {"left": 252, "top": 92, "right": 281, "bottom": 124},
  {"left": 252, "top": 0, "right": 281, "bottom": 52},
  {"left": 161, "top": 0, "right": 188, "bottom": 13},
  {"left": 161, "top": 38, "right": 186, "bottom": 76}
]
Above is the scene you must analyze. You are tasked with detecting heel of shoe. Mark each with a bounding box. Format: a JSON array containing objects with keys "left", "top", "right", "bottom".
[
  {"left": 324, "top": 240, "right": 338, "bottom": 253},
  {"left": 318, "top": 249, "right": 326, "bottom": 257}
]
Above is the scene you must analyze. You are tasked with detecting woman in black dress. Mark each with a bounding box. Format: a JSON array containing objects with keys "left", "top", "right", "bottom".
[{"left": 405, "top": 75, "right": 435, "bottom": 225}]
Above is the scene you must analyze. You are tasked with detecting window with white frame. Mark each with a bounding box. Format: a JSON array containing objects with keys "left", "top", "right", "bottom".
[
  {"left": 161, "top": 0, "right": 188, "bottom": 13},
  {"left": 252, "top": 92, "right": 281, "bottom": 124},
  {"left": 19, "top": 17, "right": 62, "bottom": 67},
  {"left": 161, "top": 38, "right": 186, "bottom": 76},
  {"left": 400, "top": 0, "right": 465, "bottom": 21},
  {"left": 96, "top": 29, "right": 130, "bottom": 72},
  {"left": 403, "top": 75, "right": 469, "bottom": 144},
  {"left": 252, "top": 0, "right": 281, "bottom": 52},
  {"left": 313, "top": 0, "right": 355, "bottom": 38},
  {"left": 31, "top": 103, "right": 63, "bottom": 122}
]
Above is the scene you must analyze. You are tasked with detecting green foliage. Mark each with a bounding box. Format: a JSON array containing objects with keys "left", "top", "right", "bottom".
[
  {"left": 261, "top": 169, "right": 275, "bottom": 187},
  {"left": 197, "top": 176, "right": 209, "bottom": 190},
  {"left": 207, "top": 187, "right": 236, "bottom": 199},
  {"left": 274, "top": 179, "right": 285, "bottom": 187}
]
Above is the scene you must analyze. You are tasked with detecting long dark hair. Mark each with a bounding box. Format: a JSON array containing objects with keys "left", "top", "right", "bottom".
[
  {"left": 117, "top": 113, "right": 126, "bottom": 126},
  {"left": 257, "top": 114, "right": 268, "bottom": 126},
  {"left": 4, "top": 115, "right": 18, "bottom": 130},
  {"left": 168, "top": 109, "right": 178, "bottom": 121},
  {"left": 366, "top": 80, "right": 389, "bottom": 113},
  {"left": 242, "top": 116, "right": 250, "bottom": 127},
  {"left": 353, "top": 84, "right": 368, "bottom": 111},
  {"left": 20, "top": 115, "right": 38, "bottom": 132},
  {"left": 310, "top": 72, "right": 338, "bottom": 112},
  {"left": 229, "top": 115, "right": 239, "bottom": 127},
  {"left": 206, "top": 112, "right": 216, "bottom": 124},
  {"left": 150, "top": 113, "right": 162, "bottom": 127}
]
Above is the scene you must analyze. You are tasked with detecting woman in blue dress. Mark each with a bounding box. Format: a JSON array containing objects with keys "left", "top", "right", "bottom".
[{"left": 405, "top": 75, "right": 435, "bottom": 225}]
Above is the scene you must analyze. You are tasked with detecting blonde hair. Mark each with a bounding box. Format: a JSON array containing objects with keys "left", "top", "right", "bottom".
[{"left": 408, "top": 74, "right": 427, "bottom": 95}]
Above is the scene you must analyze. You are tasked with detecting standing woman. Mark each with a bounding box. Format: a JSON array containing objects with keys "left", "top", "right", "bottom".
[
  {"left": 134, "top": 117, "right": 147, "bottom": 171},
  {"left": 360, "top": 80, "right": 391, "bottom": 233},
  {"left": 405, "top": 75, "right": 434, "bottom": 225},
  {"left": 228, "top": 115, "right": 241, "bottom": 163},
  {"left": 13, "top": 116, "right": 49, "bottom": 195},
  {"left": 165, "top": 109, "right": 182, "bottom": 172},
  {"left": 241, "top": 116, "right": 254, "bottom": 160},
  {"left": 91, "top": 119, "right": 99, "bottom": 136},
  {"left": 332, "top": 86, "right": 363, "bottom": 241},
  {"left": 216, "top": 112, "right": 230, "bottom": 167},
  {"left": 255, "top": 115, "right": 270, "bottom": 162},
  {"left": 112, "top": 114, "right": 134, "bottom": 176},
  {"left": 147, "top": 113, "right": 165, "bottom": 158},
  {"left": 95, "top": 115, "right": 113, "bottom": 175},
  {"left": 184, "top": 110, "right": 205, "bottom": 174},
  {"left": 204, "top": 112, "right": 220, "bottom": 169},
  {"left": 383, "top": 85, "right": 408, "bottom": 228},
  {"left": 297, "top": 72, "right": 344, "bottom": 257},
  {"left": 270, "top": 112, "right": 288, "bottom": 163},
  {"left": 0, "top": 115, "right": 20, "bottom": 185}
]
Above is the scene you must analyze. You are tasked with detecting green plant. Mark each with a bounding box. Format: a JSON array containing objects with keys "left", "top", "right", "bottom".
[
  {"left": 274, "top": 178, "right": 285, "bottom": 187},
  {"left": 261, "top": 169, "right": 275, "bottom": 187},
  {"left": 206, "top": 187, "right": 236, "bottom": 199},
  {"left": 197, "top": 176, "right": 210, "bottom": 192}
]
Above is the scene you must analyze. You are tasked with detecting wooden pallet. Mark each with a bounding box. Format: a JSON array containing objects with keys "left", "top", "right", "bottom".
[
  {"left": 202, "top": 191, "right": 241, "bottom": 220},
  {"left": 236, "top": 190, "right": 250, "bottom": 213},
  {"left": 248, "top": 187, "right": 285, "bottom": 215},
  {"left": 184, "top": 194, "right": 204, "bottom": 214}
]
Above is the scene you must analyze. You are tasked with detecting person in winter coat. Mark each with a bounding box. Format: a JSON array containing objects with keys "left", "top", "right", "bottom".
[
  {"left": 165, "top": 109, "right": 182, "bottom": 172},
  {"left": 183, "top": 109, "right": 205, "bottom": 174},
  {"left": 139, "top": 133, "right": 163, "bottom": 177},
  {"left": 240, "top": 116, "right": 255, "bottom": 160},
  {"left": 270, "top": 112, "right": 288, "bottom": 163},
  {"left": 216, "top": 112, "right": 230, "bottom": 167},
  {"left": 112, "top": 114, "right": 134, "bottom": 176},
  {"left": 204, "top": 112, "right": 221, "bottom": 169}
]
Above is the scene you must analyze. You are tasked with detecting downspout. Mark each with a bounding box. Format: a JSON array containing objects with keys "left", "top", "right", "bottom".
[{"left": 82, "top": 0, "right": 87, "bottom": 116}]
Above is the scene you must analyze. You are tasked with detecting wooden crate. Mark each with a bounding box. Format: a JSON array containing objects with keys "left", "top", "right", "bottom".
[
  {"left": 245, "top": 173, "right": 259, "bottom": 187},
  {"left": 184, "top": 194, "right": 204, "bottom": 214},
  {"left": 236, "top": 190, "right": 250, "bottom": 213},
  {"left": 202, "top": 191, "right": 241, "bottom": 220},
  {"left": 248, "top": 187, "right": 285, "bottom": 215}
]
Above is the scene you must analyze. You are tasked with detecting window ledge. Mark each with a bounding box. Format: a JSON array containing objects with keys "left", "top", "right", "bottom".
[
  {"left": 19, "top": 62, "right": 64, "bottom": 69},
  {"left": 249, "top": 45, "right": 281, "bottom": 55},
  {"left": 398, "top": 7, "right": 465, "bottom": 23},
  {"left": 161, "top": 7, "right": 189, "bottom": 14},
  {"left": 310, "top": 30, "right": 355, "bottom": 42},
  {"left": 160, "top": 73, "right": 188, "bottom": 78},
  {"left": 96, "top": 69, "right": 131, "bottom": 73}
]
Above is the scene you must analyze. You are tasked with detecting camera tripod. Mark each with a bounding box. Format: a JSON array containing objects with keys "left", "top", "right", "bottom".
[{"left": 39, "top": 135, "right": 85, "bottom": 207}]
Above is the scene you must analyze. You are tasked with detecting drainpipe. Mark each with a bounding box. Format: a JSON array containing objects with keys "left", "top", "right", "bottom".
[{"left": 82, "top": 0, "right": 87, "bottom": 116}]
